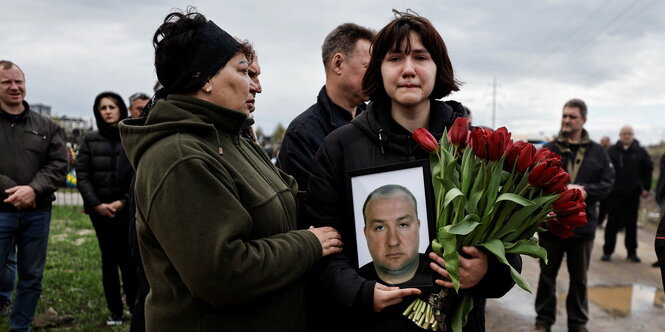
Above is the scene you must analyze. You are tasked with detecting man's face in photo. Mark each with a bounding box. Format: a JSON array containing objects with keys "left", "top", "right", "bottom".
[{"left": 363, "top": 190, "right": 420, "bottom": 283}]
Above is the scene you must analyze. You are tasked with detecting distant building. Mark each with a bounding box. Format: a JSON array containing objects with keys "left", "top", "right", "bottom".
[
  {"left": 51, "top": 115, "right": 93, "bottom": 147},
  {"left": 31, "top": 103, "right": 51, "bottom": 116}
]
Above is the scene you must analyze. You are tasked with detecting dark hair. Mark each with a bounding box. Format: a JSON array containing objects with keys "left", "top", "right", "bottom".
[
  {"left": 152, "top": 8, "right": 253, "bottom": 94},
  {"left": 93, "top": 91, "right": 129, "bottom": 131},
  {"left": 362, "top": 10, "right": 460, "bottom": 103},
  {"left": 321, "top": 23, "right": 375, "bottom": 71},
  {"left": 563, "top": 98, "right": 587, "bottom": 120},
  {"left": 362, "top": 184, "right": 418, "bottom": 223}
]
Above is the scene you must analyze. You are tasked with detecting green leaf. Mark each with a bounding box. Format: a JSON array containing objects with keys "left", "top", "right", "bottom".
[
  {"left": 439, "top": 226, "right": 460, "bottom": 291},
  {"left": 444, "top": 188, "right": 463, "bottom": 208},
  {"left": 465, "top": 190, "right": 483, "bottom": 215},
  {"left": 483, "top": 161, "right": 505, "bottom": 215},
  {"left": 450, "top": 293, "right": 474, "bottom": 332},
  {"left": 478, "top": 239, "right": 533, "bottom": 293},
  {"left": 460, "top": 147, "right": 475, "bottom": 195},
  {"left": 495, "top": 193, "right": 534, "bottom": 206},
  {"left": 431, "top": 239, "right": 443, "bottom": 256},
  {"left": 448, "top": 215, "right": 480, "bottom": 235},
  {"left": 504, "top": 239, "right": 548, "bottom": 263}
]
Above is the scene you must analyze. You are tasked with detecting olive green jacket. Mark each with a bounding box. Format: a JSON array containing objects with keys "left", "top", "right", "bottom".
[{"left": 119, "top": 95, "right": 322, "bottom": 332}]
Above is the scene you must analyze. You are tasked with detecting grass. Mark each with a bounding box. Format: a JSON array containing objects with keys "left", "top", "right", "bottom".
[{"left": 0, "top": 206, "right": 129, "bottom": 331}]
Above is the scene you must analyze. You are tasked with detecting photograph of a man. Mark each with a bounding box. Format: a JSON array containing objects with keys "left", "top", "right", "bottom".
[{"left": 359, "top": 185, "right": 433, "bottom": 288}]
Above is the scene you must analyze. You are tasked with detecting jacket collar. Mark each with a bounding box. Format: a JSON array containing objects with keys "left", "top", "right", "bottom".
[
  {"left": 318, "top": 86, "right": 364, "bottom": 128},
  {"left": 554, "top": 129, "right": 591, "bottom": 152},
  {"left": 0, "top": 101, "right": 30, "bottom": 122}
]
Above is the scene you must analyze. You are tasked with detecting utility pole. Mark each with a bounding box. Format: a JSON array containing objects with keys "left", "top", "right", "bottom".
[{"left": 492, "top": 76, "right": 497, "bottom": 129}]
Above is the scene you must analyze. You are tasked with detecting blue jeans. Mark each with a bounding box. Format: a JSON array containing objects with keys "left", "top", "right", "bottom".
[
  {"left": 0, "top": 247, "right": 17, "bottom": 304},
  {"left": 0, "top": 211, "right": 51, "bottom": 332}
]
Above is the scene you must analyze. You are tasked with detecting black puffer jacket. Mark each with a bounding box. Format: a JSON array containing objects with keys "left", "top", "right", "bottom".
[
  {"left": 76, "top": 92, "right": 133, "bottom": 213},
  {"left": 304, "top": 99, "right": 521, "bottom": 332},
  {"left": 543, "top": 131, "right": 614, "bottom": 240},
  {"left": 607, "top": 140, "right": 652, "bottom": 196}
]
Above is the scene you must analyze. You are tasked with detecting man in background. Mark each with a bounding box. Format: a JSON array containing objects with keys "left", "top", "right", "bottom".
[
  {"left": 654, "top": 154, "right": 665, "bottom": 268},
  {"left": 602, "top": 125, "right": 652, "bottom": 263},
  {"left": 278, "top": 23, "right": 374, "bottom": 189},
  {"left": 535, "top": 99, "right": 614, "bottom": 332},
  {"left": 0, "top": 60, "right": 67, "bottom": 331},
  {"left": 241, "top": 41, "right": 262, "bottom": 144},
  {"left": 127, "top": 93, "right": 150, "bottom": 119}
]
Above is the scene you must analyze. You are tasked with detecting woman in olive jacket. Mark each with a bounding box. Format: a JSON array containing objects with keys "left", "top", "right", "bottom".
[
  {"left": 118, "top": 10, "right": 342, "bottom": 332},
  {"left": 76, "top": 91, "right": 135, "bottom": 323}
]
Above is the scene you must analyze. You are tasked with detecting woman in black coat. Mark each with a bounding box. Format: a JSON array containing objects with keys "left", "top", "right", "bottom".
[
  {"left": 76, "top": 91, "right": 135, "bottom": 325},
  {"left": 303, "top": 11, "right": 520, "bottom": 332}
]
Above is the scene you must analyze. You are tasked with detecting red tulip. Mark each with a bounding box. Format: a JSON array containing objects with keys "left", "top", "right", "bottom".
[
  {"left": 505, "top": 141, "right": 536, "bottom": 173},
  {"left": 487, "top": 127, "right": 511, "bottom": 161},
  {"left": 546, "top": 218, "right": 575, "bottom": 239},
  {"left": 413, "top": 128, "right": 438, "bottom": 154},
  {"left": 505, "top": 141, "right": 525, "bottom": 171},
  {"left": 532, "top": 148, "right": 561, "bottom": 168},
  {"left": 553, "top": 200, "right": 586, "bottom": 216},
  {"left": 448, "top": 117, "right": 470, "bottom": 148},
  {"left": 543, "top": 169, "right": 570, "bottom": 194},
  {"left": 557, "top": 210, "right": 587, "bottom": 229},
  {"left": 470, "top": 127, "right": 489, "bottom": 159},
  {"left": 556, "top": 188, "right": 584, "bottom": 203},
  {"left": 528, "top": 161, "right": 560, "bottom": 188}
]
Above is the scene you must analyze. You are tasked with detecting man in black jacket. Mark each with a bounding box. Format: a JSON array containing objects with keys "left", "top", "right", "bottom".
[
  {"left": 0, "top": 60, "right": 67, "bottom": 331},
  {"left": 535, "top": 99, "right": 614, "bottom": 332},
  {"left": 602, "top": 125, "right": 653, "bottom": 263},
  {"left": 654, "top": 155, "right": 665, "bottom": 268},
  {"left": 277, "top": 23, "right": 374, "bottom": 189}
]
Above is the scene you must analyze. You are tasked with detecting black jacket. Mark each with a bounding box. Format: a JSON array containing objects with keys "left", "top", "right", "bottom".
[
  {"left": 656, "top": 214, "right": 665, "bottom": 289},
  {"left": 543, "top": 131, "right": 614, "bottom": 240},
  {"left": 76, "top": 92, "right": 133, "bottom": 214},
  {"left": 655, "top": 154, "right": 665, "bottom": 205},
  {"left": 0, "top": 101, "right": 67, "bottom": 211},
  {"left": 607, "top": 140, "right": 652, "bottom": 196},
  {"left": 277, "top": 86, "right": 364, "bottom": 190},
  {"left": 304, "top": 99, "right": 520, "bottom": 332}
]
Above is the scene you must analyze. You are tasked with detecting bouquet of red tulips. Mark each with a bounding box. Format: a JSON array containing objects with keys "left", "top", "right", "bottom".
[{"left": 402, "top": 117, "right": 587, "bottom": 331}]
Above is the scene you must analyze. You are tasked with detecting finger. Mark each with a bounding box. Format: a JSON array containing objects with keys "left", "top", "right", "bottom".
[
  {"left": 429, "top": 252, "right": 445, "bottom": 264},
  {"left": 461, "top": 246, "right": 480, "bottom": 256},
  {"left": 436, "top": 279, "right": 455, "bottom": 289},
  {"left": 397, "top": 288, "right": 421, "bottom": 297},
  {"left": 431, "top": 263, "right": 450, "bottom": 279}
]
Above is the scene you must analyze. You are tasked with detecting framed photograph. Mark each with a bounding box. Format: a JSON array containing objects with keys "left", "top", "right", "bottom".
[{"left": 346, "top": 160, "right": 436, "bottom": 290}]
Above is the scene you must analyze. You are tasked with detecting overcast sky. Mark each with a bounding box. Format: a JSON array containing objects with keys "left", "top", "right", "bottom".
[{"left": 2, "top": 0, "right": 664, "bottom": 145}]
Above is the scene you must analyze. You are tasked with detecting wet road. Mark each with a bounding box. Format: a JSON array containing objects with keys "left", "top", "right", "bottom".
[{"left": 485, "top": 225, "right": 664, "bottom": 332}]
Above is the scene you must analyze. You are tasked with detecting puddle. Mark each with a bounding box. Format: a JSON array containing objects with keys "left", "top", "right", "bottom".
[{"left": 588, "top": 284, "right": 665, "bottom": 317}]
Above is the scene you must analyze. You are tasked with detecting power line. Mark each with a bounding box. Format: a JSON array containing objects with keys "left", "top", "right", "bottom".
[{"left": 520, "top": 0, "right": 612, "bottom": 77}]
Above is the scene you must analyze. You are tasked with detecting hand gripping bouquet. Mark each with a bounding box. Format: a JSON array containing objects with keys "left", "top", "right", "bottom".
[{"left": 402, "top": 117, "right": 587, "bottom": 331}]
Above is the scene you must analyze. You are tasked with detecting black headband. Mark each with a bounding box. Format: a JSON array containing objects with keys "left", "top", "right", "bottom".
[{"left": 160, "top": 20, "right": 241, "bottom": 93}]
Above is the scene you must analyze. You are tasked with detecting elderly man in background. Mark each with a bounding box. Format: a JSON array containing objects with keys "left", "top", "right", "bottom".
[
  {"left": 602, "top": 125, "right": 653, "bottom": 263},
  {"left": 128, "top": 92, "right": 150, "bottom": 118}
]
